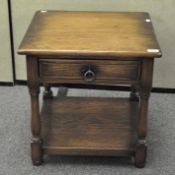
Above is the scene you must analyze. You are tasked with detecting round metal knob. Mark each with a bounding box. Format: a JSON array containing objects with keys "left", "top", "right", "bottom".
[{"left": 83, "top": 69, "right": 96, "bottom": 82}]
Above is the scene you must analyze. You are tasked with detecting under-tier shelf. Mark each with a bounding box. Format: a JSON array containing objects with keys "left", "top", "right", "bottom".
[{"left": 41, "top": 96, "right": 138, "bottom": 156}]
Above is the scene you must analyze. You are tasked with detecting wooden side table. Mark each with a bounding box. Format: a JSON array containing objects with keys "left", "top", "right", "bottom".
[{"left": 18, "top": 11, "right": 162, "bottom": 168}]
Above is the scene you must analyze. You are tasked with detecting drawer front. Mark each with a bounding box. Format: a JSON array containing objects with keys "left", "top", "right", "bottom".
[{"left": 39, "top": 59, "right": 140, "bottom": 84}]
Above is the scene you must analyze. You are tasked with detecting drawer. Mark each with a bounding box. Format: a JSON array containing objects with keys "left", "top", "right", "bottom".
[{"left": 39, "top": 59, "right": 140, "bottom": 84}]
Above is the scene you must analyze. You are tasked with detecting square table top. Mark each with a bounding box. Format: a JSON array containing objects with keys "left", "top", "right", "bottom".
[{"left": 18, "top": 11, "right": 162, "bottom": 58}]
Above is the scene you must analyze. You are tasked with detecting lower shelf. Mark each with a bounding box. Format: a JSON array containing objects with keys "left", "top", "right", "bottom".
[{"left": 41, "top": 97, "right": 138, "bottom": 156}]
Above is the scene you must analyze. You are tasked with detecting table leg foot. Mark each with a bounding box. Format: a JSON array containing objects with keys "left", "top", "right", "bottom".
[
  {"left": 31, "top": 141, "right": 43, "bottom": 166},
  {"left": 134, "top": 141, "right": 147, "bottom": 168}
]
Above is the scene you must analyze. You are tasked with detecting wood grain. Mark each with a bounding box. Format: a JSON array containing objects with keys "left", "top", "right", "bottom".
[
  {"left": 41, "top": 97, "right": 138, "bottom": 156},
  {"left": 18, "top": 11, "right": 162, "bottom": 58},
  {"left": 20, "top": 11, "right": 162, "bottom": 167},
  {"left": 39, "top": 59, "right": 140, "bottom": 84},
  {"left": 26, "top": 56, "right": 43, "bottom": 165}
]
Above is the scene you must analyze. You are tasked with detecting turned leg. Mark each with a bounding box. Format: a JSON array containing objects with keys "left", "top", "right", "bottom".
[
  {"left": 43, "top": 84, "right": 53, "bottom": 99},
  {"left": 130, "top": 84, "right": 139, "bottom": 101},
  {"left": 30, "top": 90, "right": 43, "bottom": 165},
  {"left": 134, "top": 59, "right": 154, "bottom": 168},
  {"left": 27, "top": 56, "right": 43, "bottom": 165},
  {"left": 135, "top": 93, "right": 149, "bottom": 168}
]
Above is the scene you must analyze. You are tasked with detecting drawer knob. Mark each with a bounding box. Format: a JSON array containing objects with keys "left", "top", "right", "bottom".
[{"left": 83, "top": 66, "right": 96, "bottom": 82}]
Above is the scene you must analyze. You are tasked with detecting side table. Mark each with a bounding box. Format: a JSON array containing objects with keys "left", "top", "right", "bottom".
[{"left": 18, "top": 11, "right": 162, "bottom": 168}]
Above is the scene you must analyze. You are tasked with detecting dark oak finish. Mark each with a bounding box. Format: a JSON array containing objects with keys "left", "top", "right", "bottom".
[
  {"left": 26, "top": 56, "right": 42, "bottom": 165},
  {"left": 17, "top": 11, "right": 162, "bottom": 168},
  {"left": 41, "top": 97, "right": 138, "bottom": 156},
  {"left": 39, "top": 59, "right": 140, "bottom": 84},
  {"left": 134, "top": 59, "right": 154, "bottom": 168},
  {"left": 18, "top": 11, "right": 161, "bottom": 58}
]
